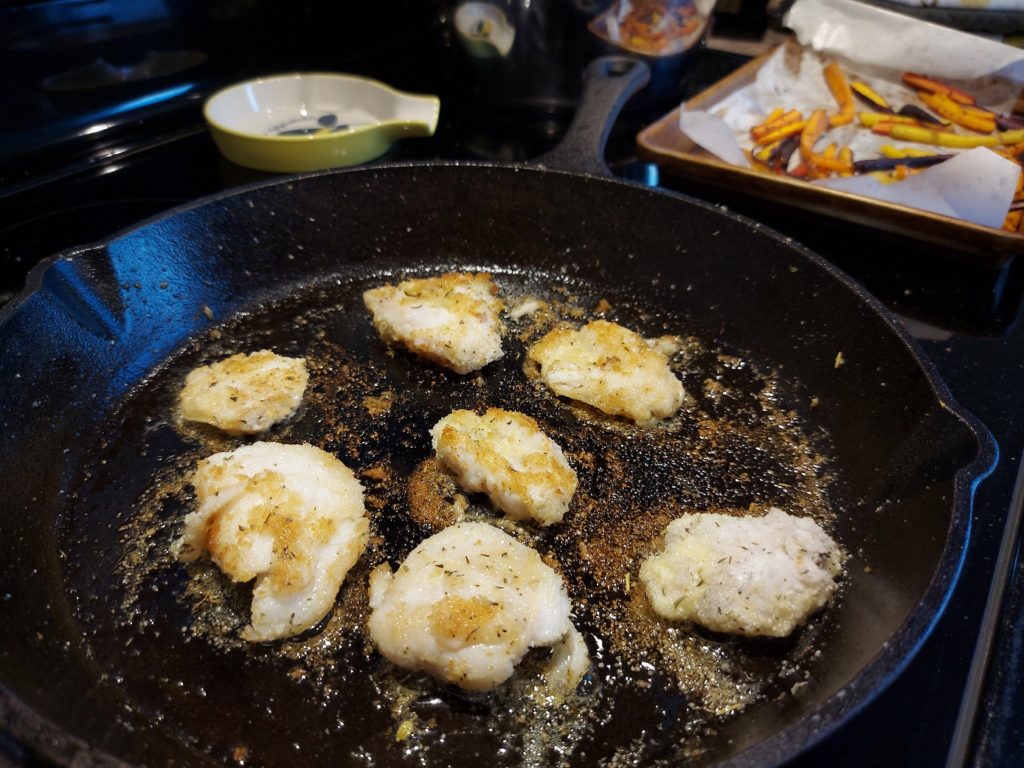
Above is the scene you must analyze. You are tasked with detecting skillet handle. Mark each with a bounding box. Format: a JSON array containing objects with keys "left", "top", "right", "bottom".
[{"left": 535, "top": 57, "right": 650, "bottom": 178}]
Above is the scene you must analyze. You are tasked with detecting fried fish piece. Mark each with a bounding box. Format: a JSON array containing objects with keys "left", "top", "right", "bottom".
[
  {"left": 368, "top": 521, "right": 588, "bottom": 692},
  {"left": 173, "top": 442, "right": 368, "bottom": 642},
  {"left": 638, "top": 508, "right": 843, "bottom": 637},
  {"left": 527, "top": 319, "right": 684, "bottom": 425},
  {"left": 431, "top": 408, "right": 577, "bottom": 525},
  {"left": 363, "top": 272, "right": 504, "bottom": 374},
  {"left": 178, "top": 350, "right": 308, "bottom": 435}
]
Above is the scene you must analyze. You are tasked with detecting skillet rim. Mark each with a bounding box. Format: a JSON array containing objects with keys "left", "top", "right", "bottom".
[{"left": 0, "top": 159, "right": 998, "bottom": 768}]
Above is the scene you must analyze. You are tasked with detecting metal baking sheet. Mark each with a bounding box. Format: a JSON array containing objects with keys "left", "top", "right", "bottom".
[{"left": 636, "top": 44, "right": 1024, "bottom": 267}]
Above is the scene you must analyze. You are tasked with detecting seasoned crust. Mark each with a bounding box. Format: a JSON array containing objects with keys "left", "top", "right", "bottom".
[
  {"left": 178, "top": 350, "right": 308, "bottom": 435},
  {"left": 527, "top": 320, "right": 684, "bottom": 425},
  {"left": 363, "top": 272, "right": 504, "bottom": 374},
  {"left": 639, "top": 508, "right": 843, "bottom": 637},
  {"left": 431, "top": 408, "right": 577, "bottom": 525},
  {"left": 174, "top": 442, "right": 368, "bottom": 641}
]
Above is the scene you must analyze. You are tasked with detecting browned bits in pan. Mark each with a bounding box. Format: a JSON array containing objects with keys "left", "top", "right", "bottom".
[{"left": 67, "top": 269, "right": 840, "bottom": 767}]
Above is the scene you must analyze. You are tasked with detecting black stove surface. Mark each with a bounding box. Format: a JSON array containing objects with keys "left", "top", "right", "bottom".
[{"left": 2, "top": 33, "right": 1023, "bottom": 768}]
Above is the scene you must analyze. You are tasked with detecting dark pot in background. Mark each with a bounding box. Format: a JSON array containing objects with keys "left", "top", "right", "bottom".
[{"left": 441, "top": 0, "right": 714, "bottom": 116}]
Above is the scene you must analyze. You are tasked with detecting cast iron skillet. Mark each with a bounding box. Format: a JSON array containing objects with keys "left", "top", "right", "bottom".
[{"left": 0, "top": 59, "right": 996, "bottom": 767}]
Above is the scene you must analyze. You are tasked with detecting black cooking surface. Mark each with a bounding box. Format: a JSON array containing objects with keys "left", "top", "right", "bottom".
[{"left": 1, "top": 14, "right": 1022, "bottom": 768}]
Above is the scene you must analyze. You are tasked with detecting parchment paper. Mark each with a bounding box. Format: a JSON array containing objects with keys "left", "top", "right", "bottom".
[{"left": 786, "top": 0, "right": 1024, "bottom": 84}]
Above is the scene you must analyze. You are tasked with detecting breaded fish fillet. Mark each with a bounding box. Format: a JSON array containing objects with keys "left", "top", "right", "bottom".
[
  {"left": 173, "top": 442, "right": 368, "bottom": 642},
  {"left": 368, "top": 521, "right": 588, "bottom": 692},
  {"left": 431, "top": 408, "right": 577, "bottom": 525},
  {"left": 363, "top": 272, "right": 503, "bottom": 374},
  {"left": 638, "top": 508, "right": 843, "bottom": 637},
  {"left": 527, "top": 320, "right": 684, "bottom": 425},
  {"left": 178, "top": 350, "right": 308, "bottom": 435}
]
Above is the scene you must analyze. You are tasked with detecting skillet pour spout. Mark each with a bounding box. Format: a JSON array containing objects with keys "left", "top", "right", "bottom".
[{"left": 0, "top": 56, "right": 996, "bottom": 768}]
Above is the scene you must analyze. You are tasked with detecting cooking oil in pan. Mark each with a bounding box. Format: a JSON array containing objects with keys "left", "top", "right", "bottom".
[{"left": 60, "top": 268, "right": 843, "bottom": 768}]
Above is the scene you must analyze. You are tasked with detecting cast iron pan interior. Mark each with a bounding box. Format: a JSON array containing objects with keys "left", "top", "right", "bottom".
[{"left": 0, "top": 163, "right": 994, "bottom": 767}]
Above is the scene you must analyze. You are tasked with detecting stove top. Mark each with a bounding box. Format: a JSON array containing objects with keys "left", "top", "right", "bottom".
[{"left": 1, "top": 20, "right": 1022, "bottom": 768}]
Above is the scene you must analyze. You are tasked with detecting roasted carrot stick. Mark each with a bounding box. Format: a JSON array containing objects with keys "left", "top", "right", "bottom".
[
  {"left": 838, "top": 147, "right": 854, "bottom": 176},
  {"left": 872, "top": 122, "right": 1003, "bottom": 148},
  {"left": 853, "top": 154, "right": 951, "bottom": 173},
  {"left": 898, "top": 104, "right": 948, "bottom": 127},
  {"left": 879, "top": 144, "right": 935, "bottom": 159},
  {"left": 800, "top": 110, "right": 829, "bottom": 161},
  {"left": 800, "top": 110, "right": 852, "bottom": 173},
  {"left": 812, "top": 155, "right": 855, "bottom": 173},
  {"left": 851, "top": 81, "right": 891, "bottom": 112},
  {"left": 858, "top": 111, "right": 925, "bottom": 128},
  {"left": 917, "top": 92, "right": 996, "bottom": 134},
  {"left": 751, "top": 109, "right": 802, "bottom": 141},
  {"left": 824, "top": 63, "right": 855, "bottom": 127},
  {"left": 755, "top": 119, "right": 807, "bottom": 146},
  {"left": 902, "top": 72, "right": 976, "bottom": 106},
  {"left": 770, "top": 136, "right": 800, "bottom": 173}
]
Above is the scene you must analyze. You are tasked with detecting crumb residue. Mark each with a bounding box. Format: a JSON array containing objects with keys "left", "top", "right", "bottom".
[
  {"left": 62, "top": 268, "right": 843, "bottom": 768},
  {"left": 363, "top": 391, "right": 394, "bottom": 416},
  {"left": 407, "top": 457, "right": 468, "bottom": 532}
]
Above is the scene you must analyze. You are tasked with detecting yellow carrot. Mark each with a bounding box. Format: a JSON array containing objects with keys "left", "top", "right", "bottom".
[
  {"left": 859, "top": 112, "right": 921, "bottom": 128},
  {"left": 877, "top": 123, "right": 999, "bottom": 148},
  {"left": 838, "top": 147, "right": 854, "bottom": 177},
  {"left": 755, "top": 120, "right": 807, "bottom": 146},
  {"left": 751, "top": 109, "right": 802, "bottom": 141},
  {"left": 851, "top": 80, "right": 890, "bottom": 111},
  {"left": 753, "top": 143, "right": 776, "bottom": 162},
  {"left": 879, "top": 144, "right": 936, "bottom": 159},
  {"left": 917, "top": 91, "right": 996, "bottom": 134}
]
